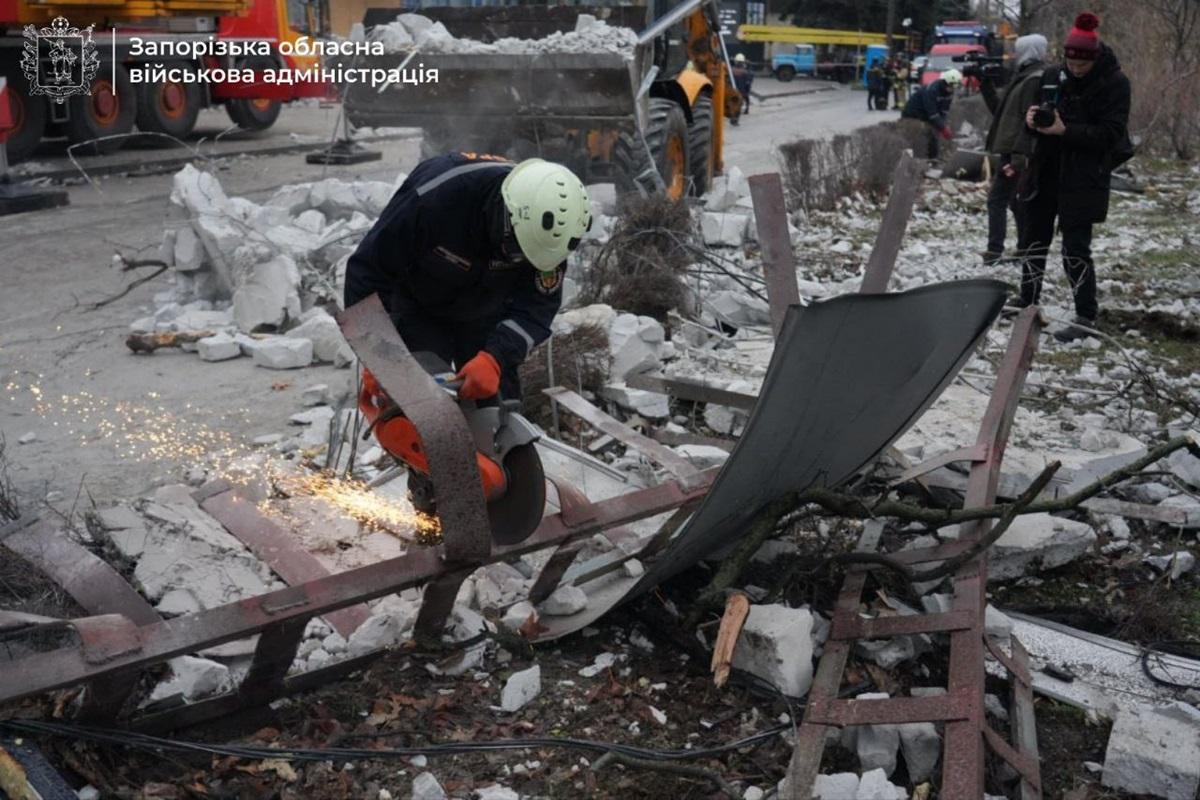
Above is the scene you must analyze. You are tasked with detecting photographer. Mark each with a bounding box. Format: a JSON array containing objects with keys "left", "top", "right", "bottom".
[
  {"left": 1017, "top": 12, "right": 1131, "bottom": 341},
  {"left": 901, "top": 69, "right": 963, "bottom": 158},
  {"left": 979, "top": 34, "right": 1048, "bottom": 266}
]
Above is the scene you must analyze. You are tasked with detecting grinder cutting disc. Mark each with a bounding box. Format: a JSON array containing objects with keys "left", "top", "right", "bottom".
[{"left": 486, "top": 443, "right": 546, "bottom": 545}]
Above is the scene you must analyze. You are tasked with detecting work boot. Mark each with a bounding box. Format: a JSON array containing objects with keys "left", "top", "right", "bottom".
[
  {"left": 405, "top": 469, "right": 437, "bottom": 515},
  {"left": 981, "top": 250, "right": 1003, "bottom": 267},
  {"left": 1052, "top": 316, "right": 1097, "bottom": 343}
]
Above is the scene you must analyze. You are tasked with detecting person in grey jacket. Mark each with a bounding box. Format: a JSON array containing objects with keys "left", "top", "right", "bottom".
[{"left": 981, "top": 34, "right": 1048, "bottom": 266}]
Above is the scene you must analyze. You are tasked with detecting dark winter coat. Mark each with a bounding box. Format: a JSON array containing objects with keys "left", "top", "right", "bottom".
[
  {"left": 344, "top": 153, "right": 565, "bottom": 372},
  {"left": 901, "top": 80, "right": 953, "bottom": 129},
  {"left": 983, "top": 59, "right": 1044, "bottom": 160},
  {"left": 732, "top": 65, "right": 754, "bottom": 97},
  {"left": 1027, "top": 44, "right": 1131, "bottom": 226}
]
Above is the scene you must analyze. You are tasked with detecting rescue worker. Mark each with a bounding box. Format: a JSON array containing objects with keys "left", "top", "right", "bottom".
[
  {"left": 867, "top": 59, "right": 888, "bottom": 110},
  {"left": 891, "top": 56, "right": 910, "bottom": 110},
  {"left": 345, "top": 153, "right": 592, "bottom": 401},
  {"left": 731, "top": 53, "right": 753, "bottom": 125},
  {"left": 901, "top": 68, "right": 963, "bottom": 158},
  {"left": 345, "top": 153, "right": 591, "bottom": 512}
]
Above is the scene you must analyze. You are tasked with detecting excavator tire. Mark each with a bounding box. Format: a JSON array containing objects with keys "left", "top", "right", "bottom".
[
  {"left": 66, "top": 62, "right": 137, "bottom": 155},
  {"left": 613, "top": 98, "right": 690, "bottom": 201},
  {"left": 1, "top": 66, "right": 47, "bottom": 163},
  {"left": 687, "top": 92, "right": 714, "bottom": 196}
]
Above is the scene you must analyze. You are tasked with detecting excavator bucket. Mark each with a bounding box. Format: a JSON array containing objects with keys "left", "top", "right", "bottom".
[{"left": 345, "top": 7, "right": 649, "bottom": 145}]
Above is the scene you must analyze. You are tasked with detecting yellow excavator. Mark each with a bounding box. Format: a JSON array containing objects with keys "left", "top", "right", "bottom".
[{"left": 344, "top": 0, "right": 741, "bottom": 199}]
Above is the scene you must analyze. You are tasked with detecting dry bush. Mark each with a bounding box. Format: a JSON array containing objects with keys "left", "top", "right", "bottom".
[
  {"left": 0, "top": 435, "right": 18, "bottom": 523},
  {"left": 517, "top": 323, "right": 609, "bottom": 430},
  {"left": 578, "top": 193, "right": 693, "bottom": 321},
  {"left": 780, "top": 122, "right": 911, "bottom": 212}
]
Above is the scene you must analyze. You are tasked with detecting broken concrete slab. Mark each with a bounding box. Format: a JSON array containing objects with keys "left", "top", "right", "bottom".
[
  {"left": 1144, "top": 551, "right": 1195, "bottom": 580},
  {"left": 232, "top": 255, "right": 303, "bottom": 333},
  {"left": 1102, "top": 704, "right": 1200, "bottom": 799},
  {"left": 847, "top": 693, "right": 900, "bottom": 776},
  {"left": 607, "top": 313, "right": 666, "bottom": 381},
  {"left": 251, "top": 337, "right": 313, "bottom": 370},
  {"left": 703, "top": 166, "right": 750, "bottom": 212},
  {"left": 705, "top": 289, "right": 770, "bottom": 327},
  {"left": 500, "top": 601, "right": 537, "bottom": 634},
  {"left": 673, "top": 444, "right": 731, "bottom": 469},
  {"left": 989, "top": 513, "right": 1097, "bottom": 580},
  {"left": 301, "top": 383, "right": 331, "bottom": 407},
  {"left": 600, "top": 383, "right": 670, "bottom": 420},
  {"left": 700, "top": 212, "right": 748, "bottom": 247},
  {"left": 287, "top": 307, "right": 347, "bottom": 363},
  {"left": 897, "top": 720, "right": 940, "bottom": 782},
  {"left": 538, "top": 585, "right": 588, "bottom": 617},
  {"left": 854, "top": 768, "right": 907, "bottom": 800},
  {"left": 147, "top": 656, "right": 232, "bottom": 703},
  {"left": 197, "top": 332, "right": 242, "bottom": 362},
  {"left": 730, "top": 604, "right": 815, "bottom": 698},
  {"left": 499, "top": 665, "right": 541, "bottom": 712},
  {"left": 812, "top": 773, "right": 860, "bottom": 799}
]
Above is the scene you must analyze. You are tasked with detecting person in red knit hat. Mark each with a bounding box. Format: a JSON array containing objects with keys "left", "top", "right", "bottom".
[{"left": 1013, "top": 11, "right": 1132, "bottom": 342}]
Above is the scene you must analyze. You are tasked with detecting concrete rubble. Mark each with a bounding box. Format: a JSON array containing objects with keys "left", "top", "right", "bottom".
[
  {"left": 730, "top": 604, "right": 816, "bottom": 698},
  {"left": 1102, "top": 703, "right": 1200, "bottom": 799},
  {"left": 499, "top": 665, "right": 541, "bottom": 712},
  {"left": 371, "top": 13, "right": 638, "bottom": 57}
]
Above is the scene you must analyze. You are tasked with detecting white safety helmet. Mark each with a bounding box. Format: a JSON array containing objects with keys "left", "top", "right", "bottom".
[
  {"left": 501, "top": 158, "right": 592, "bottom": 273},
  {"left": 734, "top": 53, "right": 747, "bottom": 64},
  {"left": 940, "top": 68, "right": 964, "bottom": 86}
]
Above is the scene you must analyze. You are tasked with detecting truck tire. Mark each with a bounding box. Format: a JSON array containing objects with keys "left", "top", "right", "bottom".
[
  {"left": 135, "top": 64, "right": 202, "bottom": 143},
  {"left": 613, "top": 98, "right": 690, "bottom": 201},
  {"left": 66, "top": 62, "right": 137, "bottom": 155},
  {"left": 775, "top": 65, "right": 796, "bottom": 82},
  {"left": 226, "top": 57, "right": 282, "bottom": 132},
  {"left": 2, "top": 67, "right": 47, "bottom": 163},
  {"left": 687, "top": 92, "right": 714, "bottom": 196}
]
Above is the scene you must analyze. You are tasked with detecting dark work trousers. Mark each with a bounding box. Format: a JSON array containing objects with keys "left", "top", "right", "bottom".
[
  {"left": 986, "top": 167, "right": 1022, "bottom": 256},
  {"left": 393, "top": 310, "right": 522, "bottom": 401},
  {"left": 1016, "top": 177, "right": 1099, "bottom": 320}
]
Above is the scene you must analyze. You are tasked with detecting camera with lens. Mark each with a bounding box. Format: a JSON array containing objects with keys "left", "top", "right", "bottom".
[
  {"left": 1032, "top": 103, "right": 1057, "bottom": 128},
  {"left": 952, "top": 52, "right": 1006, "bottom": 81}
]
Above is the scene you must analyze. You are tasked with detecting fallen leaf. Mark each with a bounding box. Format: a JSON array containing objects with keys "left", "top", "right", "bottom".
[
  {"left": 864, "top": 663, "right": 900, "bottom": 695},
  {"left": 519, "top": 612, "right": 548, "bottom": 640},
  {"left": 272, "top": 381, "right": 293, "bottom": 391}
]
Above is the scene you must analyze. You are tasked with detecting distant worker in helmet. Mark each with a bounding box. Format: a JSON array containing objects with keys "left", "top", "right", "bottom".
[
  {"left": 730, "top": 52, "right": 754, "bottom": 125},
  {"left": 344, "top": 153, "right": 592, "bottom": 402},
  {"left": 901, "top": 68, "right": 963, "bottom": 158}
]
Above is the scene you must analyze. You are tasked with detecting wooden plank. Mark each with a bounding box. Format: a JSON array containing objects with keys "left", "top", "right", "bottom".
[
  {"left": 860, "top": 155, "right": 924, "bottom": 294},
  {"left": 749, "top": 173, "right": 800, "bottom": 337},
  {"left": 711, "top": 593, "right": 751, "bottom": 688}
]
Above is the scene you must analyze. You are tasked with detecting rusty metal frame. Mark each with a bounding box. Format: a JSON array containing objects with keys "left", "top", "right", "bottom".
[
  {"left": 860, "top": 155, "right": 924, "bottom": 295},
  {"left": 783, "top": 308, "right": 1044, "bottom": 799},
  {"left": 749, "top": 172, "right": 801, "bottom": 336}
]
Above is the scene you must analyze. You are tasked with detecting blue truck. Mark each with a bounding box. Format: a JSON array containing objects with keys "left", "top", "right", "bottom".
[
  {"left": 772, "top": 43, "right": 889, "bottom": 85},
  {"left": 771, "top": 44, "right": 817, "bottom": 81}
]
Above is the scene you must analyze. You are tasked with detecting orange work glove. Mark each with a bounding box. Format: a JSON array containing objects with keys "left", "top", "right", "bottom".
[{"left": 456, "top": 351, "right": 501, "bottom": 400}]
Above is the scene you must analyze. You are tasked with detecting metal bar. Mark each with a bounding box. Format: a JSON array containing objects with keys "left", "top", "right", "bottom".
[
  {"left": 627, "top": 370, "right": 758, "bottom": 411},
  {"left": 829, "top": 610, "right": 973, "bottom": 641},
  {"left": 529, "top": 540, "right": 586, "bottom": 605},
  {"left": 0, "top": 472, "right": 715, "bottom": 706},
  {"left": 941, "top": 307, "right": 1041, "bottom": 798},
  {"left": 2, "top": 517, "right": 160, "bottom": 627},
  {"left": 982, "top": 726, "right": 1043, "bottom": 793},
  {"left": 985, "top": 635, "right": 1031, "bottom": 687},
  {"left": 339, "top": 295, "right": 492, "bottom": 563},
  {"left": 1009, "top": 636, "right": 1042, "bottom": 799},
  {"left": 2, "top": 516, "right": 161, "bottom": 722},
  {"left": 544, "top": 387, "right": 700, "bottom": 478},
  {"left": 649, "top": 429, "right": 736, "bottom": 452},
  {"left": 879, "top": 539, "right": 976, "bottom": 565},
  {"left": 197, "top": 482, "right": 371, "bottom": 638},
  {"left": 237, "top": 620, "right": 306, "bottom": 704},
  {"left": 860, "top": 155, "right": 924, "bottom": 294},
  {"left": 748, "top": 173, "right": 800, "bottom": 337},
  {"left": 805, "top": 692, "right": 974, "bottom": 726},
  {"left": 890, "top": 443, "right": 989, "bottom": 486},
  {"left": 784, "top": 521, "right": 883, "bottom": 798}
]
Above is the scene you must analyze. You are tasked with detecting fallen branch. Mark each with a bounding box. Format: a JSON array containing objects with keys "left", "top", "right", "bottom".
[
  {"left": 91, "top": 258, "right": 169, "bottom": 310},
  {"left": 590, "top": 751, "right": 740, "bottom": 798}
]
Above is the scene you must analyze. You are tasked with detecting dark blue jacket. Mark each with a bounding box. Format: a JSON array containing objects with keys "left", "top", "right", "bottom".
[
  {"left": 345, "top": 153, "right": 565, "bottom": 372},
  {"left": 902, "top": 80, "right": 953, "bottom": 129}
]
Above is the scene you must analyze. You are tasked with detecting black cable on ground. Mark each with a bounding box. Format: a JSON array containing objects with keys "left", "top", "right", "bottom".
[
  {"left": 1140, "top": 639, "right": 1200, "bottom": 690},
  {"left": 0, "top": 719, "right": 790, "bottom": 766}
]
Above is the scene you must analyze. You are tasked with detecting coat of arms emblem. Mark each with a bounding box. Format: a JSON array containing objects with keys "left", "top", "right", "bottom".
[{"left": 21, "top": 16, "right": 101, "bottom": 103}]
